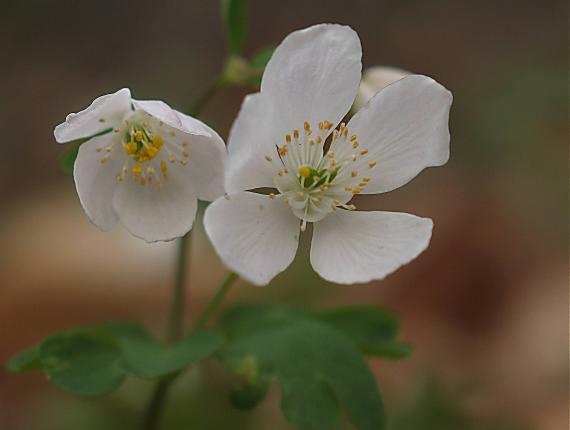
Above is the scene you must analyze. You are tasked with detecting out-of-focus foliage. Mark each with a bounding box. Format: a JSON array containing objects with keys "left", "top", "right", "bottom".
[
  {"left": 221, "top": 0, "right": 249, "bottom": 55},
  {"left": 391, "top": 379, "right": 529, "bottom": 430}
]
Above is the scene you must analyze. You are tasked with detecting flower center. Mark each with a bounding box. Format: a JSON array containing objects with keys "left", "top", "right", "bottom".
[
  {"left": 265, "top": 120, "right": 377, "bottom": 229},
  {"left": 95, "top": 110, "right": 191, "bottom": 189}
]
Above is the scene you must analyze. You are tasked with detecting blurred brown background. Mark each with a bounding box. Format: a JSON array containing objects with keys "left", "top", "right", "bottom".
[{"left": 1, "top": 1, "right": 568, "bottom": 429}]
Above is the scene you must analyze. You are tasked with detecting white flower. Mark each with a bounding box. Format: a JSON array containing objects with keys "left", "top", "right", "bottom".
[
  {"left": 204, "top": 24, "right": 452, "bottom": 286},
  {"left": 353, "top": 66, "right": 409, "bottom": 111},
  {"left": 54, "top": 88, "right": 226, "bottom": 242}
]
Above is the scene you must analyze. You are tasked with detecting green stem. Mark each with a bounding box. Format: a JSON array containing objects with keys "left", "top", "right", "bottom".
[
  {"left": 195, "top": 272, "right": 238, "bottom": 328},
  {"left": 139, "top": 78, "right": 225, "bottom": 430},
  {"left": 167, "top": 233, "right": 191, "bottom": 342}
]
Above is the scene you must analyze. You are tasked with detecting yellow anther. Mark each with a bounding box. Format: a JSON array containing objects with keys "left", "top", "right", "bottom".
[
  {"left": 182, "top": 150, "right": 190, "bottom": 158},
  {"left": 304, "top": 121, "right": 311, "bottom": 132},
  {"left": 343, "top": 127, "right": 349, "bottom": 137},
  {"left": 285, "top": 134, "right": 292, "bottom": 143},
  {"left": 327, "top": 151, "right": 335, "bottom": 158},
  {"left": 159, "top": 121, "right": 164, "bottom": 126},
  {"left": 339, "top": 122, "right": 346, "bottom": 131},
  {"left": 283, "top": 197, "right": 289, "bottom": 204},
  {"left": 332, "top": 130, "right": 338, "bottom": 141},
  {"left": 309, "top": 139, "right": 315, "bottom": 146},
  {"left": 278, "top": 170, "right": 284, "bottom": 176},
  {"left": 114, "top": 128, "right": 120, "bottom": 133},
  {"left": 96, "top": 147, "right": 102, "bottom": 153},
  {"left": 265, "top": 155, "right": 273, "bottom": 162},
  {"left": 351, "top": 171, "right": 358, "bottom": 177},
  {"left": 351, "top": 154, "right": 357, "bottom": 161},
  {"left": 169, "top": 154, "right": 176, "bottom": 163},
  {"left": 353, "top": 187, "right": 362, "bottom": 194},
  {"left": 360, "top": 148, "right": 369, "bottom": 155},
  {"left": 362, "top": 177, "right": 370, "bottom": 182},
  {"left": 352, "top": 141, "right": 360, "bottom": 148},
  {"left": 132, "top": 165, "right": 143, "bottom": 175},
  {"left": 316, "top": 136, "right": 322, "bottom": 144},
  {"left": 293, "top": 130, "right": 299, "bottom": 139},
  {"left": 153, "top": 135, "right": 164, "bottom": 148},
  {"left": 368, "top": 161, "right": 377, "bottom": 168},
  {"left": 333, "top": 199, "right": 340, "bottom": 205},
  {"left": 347, "top": 204, "right": 356, "bottom": 210},
  {"left": 324, "top": 121, "right": 333, "bottom": 130},
  {"left": 180, "top": 159, "right": 188, "bottom": 166},
  {"left": 160, "top": 160, "right": 168, "bottom": 176},
  {"left": 105, "top": 146, "right": 112, "bottom": 153},
  {"left": 350, "top": 134, "right": 357, "bottom": 141},
  {"left": 278, "top": 146, "right": 288, "bottom": 156},
  {"left": 318, "top": 121, "right": 324, "bottom": 129},
  {"left": 345, "top": 187, "right": 353, "bottom": 192},
  {"left": 181, "top": 141, "right": 188, "bottom": 147},
  {"left": 298, "top": 165, "right": 311, "bottom": 178},
  {"left": 269, "top": 193, "right": 276, "bottom": 199},
  {"left": 331, "top": 204, "right": 337, "bottom": 211},
  {"left": 126, "top": 141, "right": 137, "bottom": 155},
  {"left": 146, "top": 146, "right": 159, "bottom": 158},
  {"left": 134, "top": 130, "right": 143, "bottom": 141},
  {"left": 116, "top": 174, "right": 123, "bottom": 182},
  {"left": 100, "top": 156, "right": 109, "bottom": 164},
  {"left": 99, "top": 118, "right": 106, "bottom": 123},
  {"left": 169, "top": 131, "right": 176, "bottom": 137}
]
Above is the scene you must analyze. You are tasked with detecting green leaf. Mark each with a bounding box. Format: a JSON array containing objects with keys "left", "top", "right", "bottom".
[
  {"left": 317, "top": 306, "right": 412, "bottom": 359},
  {"left": 281, "top": 378, "right": 339, "bottom": 430},
  {"left": 120, "top": 330, "right": 225, "bottom": 379},
  {"left": 219, "top": 306, "right": 386, "bottom": 430},
  {"left": 221, "top": 0, "right": 249, "bottom": 54},
  {"left": 229, "top": 376, "right": 271, "bottom": 409},
  {"left": 59, "top": 128, "right": 113, "bottom": 175},
  {"left": 40, "top": 331, "right": 125, "bottom": 396},
  {"left": 7, "top": 345, "right": 42, "bottom": 373}
]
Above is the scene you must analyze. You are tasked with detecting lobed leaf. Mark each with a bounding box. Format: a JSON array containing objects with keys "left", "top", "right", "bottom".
[
  {"left": 6, "top": 322, "right": 225, "bottom": 396},
  {"left": 218, "top": 306, "right": 386, "bottom": 430},
  {"left": 317, "top": 306, "right": 412, "bottom": 359}
]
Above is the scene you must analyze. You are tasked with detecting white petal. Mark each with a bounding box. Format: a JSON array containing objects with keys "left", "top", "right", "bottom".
[
  {"left": 225, "top": 93, "right": 278, "bottom": 193},
  {"left": 310, "top": 210, "right": 433, "bottom": 284},
  {"left": 261, "top": 23, "right": 362, "bottom": 141},
  {"left": 73, "top": 133, "right": 123, "bottom": 231},
  {"left": 347, "top": 75, "right": 452, "bottom": 194},
  {"left": 133, "top": 100, "right": 227, "bottom": 201},
  {"left": 54, "top": 88, "right": 131, "bottom": 143},
  {"left": 353, "top": 66, "right": 409, "bottom": 111},
  {"left": 204, "top": 192, "right": 300, "bottom": 286},
  {"left": 112, "top": 166, "right": 198, "bottom": 243}
]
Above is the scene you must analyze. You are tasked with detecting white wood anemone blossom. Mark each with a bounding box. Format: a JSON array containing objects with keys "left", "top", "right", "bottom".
[
  {"left": 54, "top": 89, "right": 226, "bottom": 242},
  {"left": 204, "top": 24, "right": 453, "bottom": 286}
]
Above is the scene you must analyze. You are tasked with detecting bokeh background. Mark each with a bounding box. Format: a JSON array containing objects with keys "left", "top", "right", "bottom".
[{"left": 1, "top": 0, "right": 568, "bottom": 429}]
